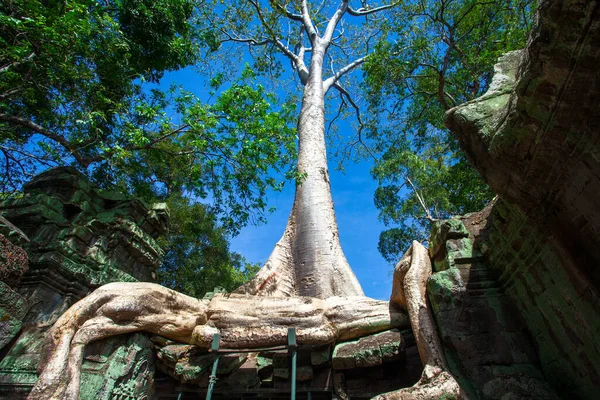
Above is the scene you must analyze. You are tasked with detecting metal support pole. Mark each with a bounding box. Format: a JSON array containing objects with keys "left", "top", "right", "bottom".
[
  {"left": 288, "top": 328, "right": 297, "bottom": 400},
  {"left": 206, "top": 333, "right": 221, "bottom": 400}
]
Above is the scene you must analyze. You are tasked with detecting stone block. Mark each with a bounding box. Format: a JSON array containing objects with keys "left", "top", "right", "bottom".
[
  {"left": 310, "top": 346, "right": 331, "bottom": 366},
  {"left": 332, "top": 329, "right": 404, "bottom": 370},
  {"left": 0, "top": 234, "right": 28, "bottom": 287}
]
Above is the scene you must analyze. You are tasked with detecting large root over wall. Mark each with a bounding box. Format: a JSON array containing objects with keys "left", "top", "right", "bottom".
[
  {"left": 374, "top": 241, "right": 462, "bottom": 400},
  {"left": 27, "top": 285, "right": 408, "bottom": 400},
  {"left": 28, "top": 241, "right": 460, "bottom": 400}
]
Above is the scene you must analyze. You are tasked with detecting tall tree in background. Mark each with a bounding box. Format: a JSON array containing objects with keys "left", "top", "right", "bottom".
[
  {"left": 363, "top": 0, "right": 536, "bottom": 262},
  {"left": 158, "top": 194, "right": 260, "bottom": 298},
  {"left": 200, "top": 0, "right": 406, "bottom": 298}
]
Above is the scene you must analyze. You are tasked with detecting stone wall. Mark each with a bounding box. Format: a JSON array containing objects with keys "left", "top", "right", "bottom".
[
  {"left": 427, "top": 205, "right": 557, "bottom": 399},
  {"left": 152, "top": 328, "right": 422, "bottom": 399},
  {"left": 482, "top": 200, "right": 599, "bottom": 399},
  {"left": 0, "top": 167, "right": 168, "bottom": 399},
  {"left": 441, "top": 0, "right": 600, "bottom": 399},
  {"left": 428, "top": 199, "right": 600, "bottom": 399},
  {"left": 0, "top": 220, "right": 29, "bottom": 355}
]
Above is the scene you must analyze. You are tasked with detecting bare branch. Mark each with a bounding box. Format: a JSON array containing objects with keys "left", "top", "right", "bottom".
[
  {"left": 453, "top": 1, "right": 498, "bottom": 29},
  {"left": 0, "top": 114, "right": 93, "bottom": 166},
  {"left": 220, "top": 29, "right": 271, "bottom": 46},
  {"left": 269, "top": 0, "right": 303, "bottom": 22},
  {"left": 300, "top": 0, "right": 319, "bottom": 41},
  {"left": 268, "top": 0, "right": 318, "bottom": 43},
  {"left": 245, "top": 0, "right": 309, "bottom": 83},
  {"left": 347, "top": 1, "right": 400, "bottom": 16},
  {"left": 405, "top": 175, "right": 435, "bottom": 222},
  {"left": 0, "top": 52, "right": 35, "bottom": 75},
  {"left": 0, "top": 145, "right": 57, "bottom": 168},
  {"left": 331, "top": 83, "right": 377, "bottom": 162},
  {"left": 323, "top": 55, "right": 367, "bottom": 93},
  {"left": 323, "top": 0, "right": 349, "bottom": 45}
]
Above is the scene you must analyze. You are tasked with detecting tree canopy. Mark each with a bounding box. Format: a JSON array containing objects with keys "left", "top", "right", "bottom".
[
  {"left": 363, "top": 0, "right": 536, "bottom": 262},
  {"left": 1, "top": 0, "right": 539, "bottom": 292},
  {"left": 1, "top": 0, "right": 297, "bottom": 228},
  {"left": 1, "top": 0, "right": 298, "bottom": 297}
]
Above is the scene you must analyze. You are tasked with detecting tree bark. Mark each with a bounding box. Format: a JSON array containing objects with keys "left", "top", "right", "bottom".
[
  {"left": 236, "top": 41, "right": 363, "bottom": 299},
  {"left": 27, "top": 282, "right": 407, "bottom": 400}
]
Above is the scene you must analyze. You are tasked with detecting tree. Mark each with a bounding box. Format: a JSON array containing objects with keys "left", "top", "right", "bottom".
[
  {"left": 0, "top": 0, "right": 198, "bottom": 187},
  {"left": 1, "top": 0, "right": 297, "bottom": 230},
  {"left": 26, "top": 1, "right": 533, "bottom": 397},
  {"left": 195, "top": 0, "right": 409, "bottom": 299},
  {"left": 363, "top": 0, "right": 535, "bottom": 262}
]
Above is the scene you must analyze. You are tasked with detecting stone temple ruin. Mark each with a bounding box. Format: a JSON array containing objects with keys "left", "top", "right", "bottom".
[
  {"left": 0, "top": 168, "right": 426, "bottom": 399},
  {"left": 0, "top": 167, "right": 168, "bottom": 399},
  {"left": 1, "top": 0, "right": 600, "bottom": 399},
  {"left": 0, "top": 167, "right": 426, "bottom": 399}
]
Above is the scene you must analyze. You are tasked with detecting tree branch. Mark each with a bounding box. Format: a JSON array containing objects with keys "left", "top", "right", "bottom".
[
  {"left": 332, "top": 83, "right": 377, "bottom": 162},
  {"left": 300, "top": 0, "right": 319, "bottom": 41},
  {"left": 323, "top": 55, "right": 367, "bottom": 93},
  {"left": 347, "top": 1, "right": 400, "bottom": 16},
  {"left": 323, "top": 0, "right": 349, "bottom": 45},
  {"left": 0, "top": 114, "right": 94, "bottom": 166},
  {"left": 269, "top": 0, "right": 303, "bottom": 22},
  {"left": 405, "top": 175, "right": 435, "bottom": 222},
  {"left": 0, "top": 52, "right": 35, "bottom": 75},
  {"left": 246, "top": 0, "right": 310, "bottom": 83}
]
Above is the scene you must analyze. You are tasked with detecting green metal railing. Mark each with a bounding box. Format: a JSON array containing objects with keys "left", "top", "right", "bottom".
[
  {"left": 288, "top": 328, "right": 297, "bottom": 400},
  {"left": 203, "top": 328, "right": 299, "bottom": 400}
]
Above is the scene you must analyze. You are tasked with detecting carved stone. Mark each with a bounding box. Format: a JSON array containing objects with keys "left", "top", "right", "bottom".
[
  {"left": 443, "top": 0, "right": 600, "bottom": 398},
  {"left": 0, "top": 167, "right": 167, "bottom": 399}
]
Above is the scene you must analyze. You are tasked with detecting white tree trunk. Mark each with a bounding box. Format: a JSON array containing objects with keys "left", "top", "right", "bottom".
[{"left": 236, "top": 42, "right": 363, "bottom": 299}]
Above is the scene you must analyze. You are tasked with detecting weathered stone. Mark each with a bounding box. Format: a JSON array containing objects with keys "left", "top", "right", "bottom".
[
  {"left": 429, "top": 218, "right": 469, "bottom": 259},
  {"left": 273, "top": 367, "right": 289, "bottom": 380},
  {"left": 0, "top": 229, "right": 29, "bottom": 353},
  {"left": 0, "top": 283, "right": 27, "bottom": 351},
  {"left": 297, "top": 365, "right": 314, "bottom": 381},
  {"left": 79, "top": 333, "right": 155, "bottom": 400},
  {"left": 332, "top": 329, "right": 404, "bottom": 370},
  {"left": 310, "top": 346, "right": 331, "bottom": 366},
  {"left": 442, "top": 1, "right": 600, "bottom": 397},
  {"left": 0, "top": 310, "right": 21, "bottom": 352},
  {"left": 0, "top": 234, "right": 28, "bottom": 287},
  {"left": 217, "top": 357, "right": 260, "bottom": 389},
  {"left": 0, "top": 168, "right": 169, "bottom": 397},
  {"left": 427, "top": 207, "right": 558, "bottom": 400},
  {"left": 256, "top": 355, "right": 273, "bottom": 380}
]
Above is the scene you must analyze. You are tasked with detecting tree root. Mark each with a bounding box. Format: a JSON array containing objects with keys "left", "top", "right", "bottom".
[
  {"left": 374, "top": 241, "right": 463, "bottom": 400},
  {"left": 234, "top": 211, "right": 297, "bottom": 297},
  {"left": 28, "top": 283, "right": 407, "bottom": 400}
]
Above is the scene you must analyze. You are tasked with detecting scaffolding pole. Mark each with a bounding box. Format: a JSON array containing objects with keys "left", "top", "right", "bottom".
[
  {"left": 288, "top": 328, "right": 297, "bottom": 400},
  {"left": 206, "top": 334, "right": 221, "bottom": 400}
]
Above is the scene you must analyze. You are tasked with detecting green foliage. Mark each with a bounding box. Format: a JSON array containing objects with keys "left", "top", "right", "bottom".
[
  {"left": 157, "top": 195, "right": 260, "bottom": 298},
  {"left": 364, "top": 0, "right": 536, "bottom": 262},
  {"left": 1, "top": 0, "right": 298, "bottom": 231},
  {"left": 0, "top": 0, "right": 299, "bottom": 293},
  {"left": 0, "top": 0, "right": 198, "bottom": 188},
  {"left": 90, "top": 79, "right": 298, "bottom": 233}
]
